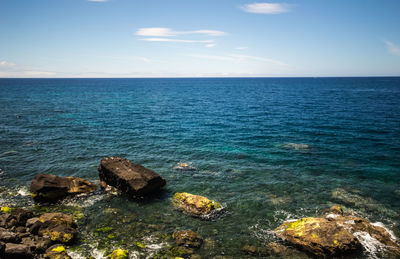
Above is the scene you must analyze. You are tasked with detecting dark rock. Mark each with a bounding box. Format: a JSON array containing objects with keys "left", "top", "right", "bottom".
[
  {"left": 30, "top": 174, "right": 97, "bottom": 202},
  {"left": 44, "top": 244, "right": 71, "bottom": 259},
  {"left": 98, "top": 157, "right": 166, "bottom": 196},
  {"left": 37, "top": 213, "right": 77, "bottom": 244},
  {"left": 0, "top": 208, "right": 33, "bottom": 229},
  {"left": 21, "top": 236, "right": 51, "bottom": 254},
  {"left": 5, "top": 243, "right": 32, "bottom": 259},
  {"left": 172, "top": 230, "right": 203, "bottom": 248},
  {"left": 241, "top": 245, "right": 258, "bottom": 255},
  {"left": 26, "top": 217, "right": 40, "bottom": 228},
  {"left": 28, "top": 221, "right": 42, "bottom": 235},
  {"left": 0, "top": 241, "right": 5, "bottom": 258},
  {"left": 0, "top": 230, "right": 20, "bottom": 243}
]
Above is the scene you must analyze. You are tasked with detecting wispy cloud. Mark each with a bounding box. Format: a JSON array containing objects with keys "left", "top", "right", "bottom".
[
  {"left": 140, "top": 38, "right": 214, "bottom": 43},
  {"left": 241, "top": 3, "right": 291, "bottom": 14},
  {"left": 205, "top": 43, "right": 216, "bottom": 48},
  {"left": 136, "top": 27, "right": 226, "bottom": 37},
  {"left": 189, "top": 54, "right": 288, "bottom": 66},
  {"left": 384, "top": 40, "right": 400, "bottom": 56},
  {"left": 0, "top": 61, "right": 16, "bottom": 67}
]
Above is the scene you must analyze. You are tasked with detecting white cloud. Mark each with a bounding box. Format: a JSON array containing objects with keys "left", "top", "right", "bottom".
[
  {"left": 384, "top": 40, "right": 400, "bottom": 56},
  {"left": 189, "top": 53, "right": 288, "bottom": 66},
  {"left": 205, "top": 43, "right": 216, "bottom": 48},
  {"left": 241, "top": 3, "right": 290, "bottom": 14},
  {"left": 140, "top": 38, "right": 214, "bottom": 43},
  {"left": 136, "top": 27, "right": 226, "bottom": 37},
  {"left": 0, "top": 61, "right": 15, "bottom": 67}
]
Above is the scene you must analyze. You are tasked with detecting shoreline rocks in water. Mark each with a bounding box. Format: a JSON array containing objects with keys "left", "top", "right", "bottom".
[
  {"left": 274, "top": 205, "right": 400, "bottom": 258},
  {"left": 98, "top": 156, "right": 166, "bottom": 197},
  {"left": 171, "top": 192, "right": 222, "bottom": 218},
  {"left": 0, "top": 207, "right": 75, "bottom": 258},
  {"left": 30, "top": 174, "right": 97, "bottom": 203}
]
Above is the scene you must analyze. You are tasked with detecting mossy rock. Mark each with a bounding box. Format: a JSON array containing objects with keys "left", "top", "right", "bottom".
[
  {"left": 0, "top": 206, "right": 13, "bottom": 213},
  {"left": 44, "top": 244, "right": 72, "bottom": 259},
  {"left": 38, "top": 213, "right": 77, "bottom": 244},
  {"left": 171, "top": 192, "right": 222, "bottom": 218},
  {"left": 172, "top": 230, "right": 203, "bottom": 248},
  {"left": 109, "top": 248, "right": 129, "bottom": 259}
]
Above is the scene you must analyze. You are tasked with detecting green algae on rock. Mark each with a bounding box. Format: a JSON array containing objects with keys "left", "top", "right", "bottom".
[
  {"left": 38, "top": 213, "right": 77, "bottom": 244},
  {"left": 171, "top": 192, "right": 222, "bottom": 218}
]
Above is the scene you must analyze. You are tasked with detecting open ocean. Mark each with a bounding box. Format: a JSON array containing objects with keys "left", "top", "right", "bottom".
[{"left": 0, "top": 77, "right": 400, "bottom": 258}]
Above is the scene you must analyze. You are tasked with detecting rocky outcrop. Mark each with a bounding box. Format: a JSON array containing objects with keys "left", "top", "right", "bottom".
[
  {"left": 30, "top": 174, "right": 97, "bottom": 202},
  {"left": 275, "top": 205, "right": 400, "bottom": 258},
  {"left": 171, "top": 192, "right": 222, "bottom": 218},
  {"left": 0, "top": 207, "right": 77, "bottom": 258},
  {"left": 98, "top": 157, "right": 166, "bottom": 196}
]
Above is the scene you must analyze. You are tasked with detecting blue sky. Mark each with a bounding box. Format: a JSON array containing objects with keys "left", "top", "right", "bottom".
[{"left": 1, "top": 0, "right": 400, "bottom": 77}]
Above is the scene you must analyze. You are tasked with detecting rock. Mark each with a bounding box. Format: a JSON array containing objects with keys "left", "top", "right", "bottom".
[
  {"left": 241, "top": 245, "right": 258, "bottom": 255},
  {"left": 98, "top": 157, "right": 166, "bottom": 196},
  {"left": 173, "top": 162, "right": 197, "bottom": 171},
  {"left": 171, "top": 192, "right": 222, "bottom": 218},
  {"left": 109, "top": 248, "right": 128, "bottom": 259},
  {"left": 0, "top": 241, "right": 5, "bottom": 258},
  {"left": 266, "top": 242, "right": 308, "bottom": 258},
  {"left": 172, "top": 230, "right": 203, "bottom": 248},
  {"left": 30, "top": 174, "right": 97, "bottom": 202},
  {"left": 37, "top": 213, "right": 77, "bottom": 244},
  {"left": 26, "top": 217, "right": 40, "bottom": 228},
  {"left": 328, "top": 205, "right": 344, "bottom": 216},
  {"left": 21, "top": 236, "right": 51, "bottom": 254},
  {"left": 275, "top": 217, "right": 361, "bottom": 257},
  {"left": 0, "top": 230, "right": 20, "bottom": 243},
  {"left": 0, "top": 208, "right": 33, "bottom": 229},
  {"left": 169, "top": 246, "right": 194, "bottom": 257},
  {"left": 5, "top": 243, "right": 32, "bottom": 259},
  {"left": 44, "top": 244, "right": 71, "bottom": 259}
]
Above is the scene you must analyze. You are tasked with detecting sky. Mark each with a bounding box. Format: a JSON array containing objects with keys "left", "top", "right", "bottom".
[{"left": 0, "top": 0, "right": 400, "bottom": 78}]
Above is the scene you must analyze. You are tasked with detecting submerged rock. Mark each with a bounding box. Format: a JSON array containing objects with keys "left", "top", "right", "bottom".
[
  {"left": 282, "top": 143, "right": 310, "bottom": 150},
  {"left": 275, "top": 206, "right": 400, "bottom": 258},
  {"left": 37, "top": 213, "right": 77, "bottom": 244},
  {"left": 171, "top": 192, "right": 222, "bottom": 218},
  {"left": 30, "top": 174, "right": 97, "bottom": 202},
  {"left": 44, "top": 244, "right": 71, "bottom": 259},
  {"left": 98, "top": 157, "right": 166, "bottom": 197},
  {"left": 173, "top": 162, "right": 197, "bottom": 171},
  {"left": 172, "top": 230, "right": 203, "bottom": 248}
]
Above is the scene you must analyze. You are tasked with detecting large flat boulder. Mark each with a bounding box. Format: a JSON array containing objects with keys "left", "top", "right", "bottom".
[
  {"left": 98, "top": 157, "right": 166, "bottom": 196},
  {"left": 30, "top": 174, "right": 97, "bottom": 202}
]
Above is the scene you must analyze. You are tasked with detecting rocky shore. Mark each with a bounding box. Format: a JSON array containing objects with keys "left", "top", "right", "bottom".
[{"left": 1, "top": 156, "right": 400, "bottom": 258}]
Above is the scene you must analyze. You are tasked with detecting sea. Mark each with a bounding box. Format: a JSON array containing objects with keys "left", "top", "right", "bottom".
[{"left": 0, "top": 77, "right": 399, "bottom": 258}]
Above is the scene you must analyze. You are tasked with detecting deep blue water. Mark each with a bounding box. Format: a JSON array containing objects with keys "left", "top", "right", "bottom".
[{"left": 0, "top": 78, "right": 400, "bottom": 258}]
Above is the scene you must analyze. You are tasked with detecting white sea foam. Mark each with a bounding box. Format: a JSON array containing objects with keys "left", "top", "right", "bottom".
[
  {"left": 17, "top": 186, "right": 29, "bottom": 196},
  {"left": 353, "top": 231, "right": 384, "bottom": 259},
  {"left": 325, "top": 213, "right": 339, "bottom": 219},
  {"left": 371, "top": 222, "right": 397, "bottom": 241}
]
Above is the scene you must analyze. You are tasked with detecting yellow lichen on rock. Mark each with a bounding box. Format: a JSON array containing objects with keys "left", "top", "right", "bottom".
[
  {"left": 0, "top": 206, "right": 13, "bottom": 213},
  {"left": 52, "top": 246, "right": 66, "bottom": 252},
  {"left": 110, "top": 249, "right": 129, "bottom": 259},
  {"left": 172, "top": 192, "right": 221, "bottom": 217}
]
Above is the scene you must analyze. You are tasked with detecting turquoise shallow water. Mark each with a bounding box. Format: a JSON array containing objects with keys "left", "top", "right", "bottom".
[{"left": 0, "top": 77, "right": 400, "bottom": 258}]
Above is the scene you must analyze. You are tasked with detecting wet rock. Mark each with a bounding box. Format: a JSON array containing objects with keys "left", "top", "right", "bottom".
[
  {"left": 98, "top": 157, "right": 166, "bottom": 196},
  {"left": 110, "top": 248, "right": 128, "bottom": 259},
  {"left": 173, "top": 162, "right": 197, "bottom": 171},
  {"left": 0, "top": 208, "right": 33, "bottom": 229},
  {"left": 275, "top": 217, "right": 361, "bottom": 257},
  {"left": 30, "top": 174, "right": 97, "bottom": 202},
  {"left": 26, "top": 217, "right": 40, "bottom": 228},
  {"left": 44, "top": 244, "right": 71, "bottom": 259},
  {"left": 171, "top": 192, "right": 222, "bottom": 218},
  {"left": 266, "top": 242, "right": 308, "bottom": 258},
  {"left": 37, "top": 213, "right": 77, "bottom": 244},
  {"left": 5, "top": 243, "right": 32, "bottom": 259},
  {"left": 170, "top": 246, "right": 194, "bottom": 257},
  {"left": 328, "top": 205, "right": 344, "bottom": 216},
  {"left": 172, "top": 230, "right": 203, "bottom": 248}
]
